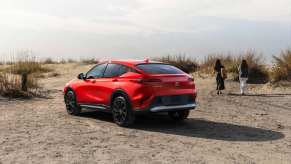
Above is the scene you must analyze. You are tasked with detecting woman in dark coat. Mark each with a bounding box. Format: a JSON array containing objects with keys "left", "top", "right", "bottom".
[{"left": 214, "top": 59, "right": 225, "bottom": 95}]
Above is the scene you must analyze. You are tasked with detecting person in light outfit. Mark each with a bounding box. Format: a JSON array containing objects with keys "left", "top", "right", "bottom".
[{"left": 238, "top": 60, "right": 249, "bottom": 95}]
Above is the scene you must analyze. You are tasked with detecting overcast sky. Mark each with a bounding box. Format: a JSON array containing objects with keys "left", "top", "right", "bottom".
[{"left": 0, "top": 0, "right": 290, "bottom": 61}]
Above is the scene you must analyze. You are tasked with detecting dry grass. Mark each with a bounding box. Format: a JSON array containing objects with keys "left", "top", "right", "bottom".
[
  {"left": 241, "top": 52, "right": 269, "bottom": 84},
  {"left": 0, "top": 73, "right": 23, "bottom": 97},
  {"left": 0, "top": 73, "right": 42, "bottom": 98},
  {"left": 271, "top": 49, "right": 291, "bottom": 82},
  {"left": 80, "top": 58, "right": 99, "bottom": 65},
  {"left": 0, "top": 56, "right": 51, "bottom": 98},
  {"left": 43, "top": 58, "right": 77, "bottom": 64},
  {"left": 199, "top": 51, "right": 269, "bottom": 83},
  {"left": 57, "top": 58, "right": 77, "bottom": 64},
  {"left": 8, "top": 57, "right": 51, "bottom": 75},
  {"left": 43, "top": 58, "right": 57, "bottom": 64},
  {"left": 153, "top": 54, "right": 198, "bottom": 73},
  {"left": 200, "top": 54, "right": 237, "bottom": 74},
  {"left": 58, "top": 58, "right": 67, "bottom": 64},
  {"left": 67, "top": 58, "right": 77, "bottom": 63}
]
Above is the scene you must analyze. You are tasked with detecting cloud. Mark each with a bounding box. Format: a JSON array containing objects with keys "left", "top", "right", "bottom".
[
  {"left": 1, "top": 0, "right": 290, "bottom": 34},
  {"left": 0, "top": 0, "right": 290, "bottom": 59},
  {"left": 0, "top": 10, "right": 141, "bottom": 35}
]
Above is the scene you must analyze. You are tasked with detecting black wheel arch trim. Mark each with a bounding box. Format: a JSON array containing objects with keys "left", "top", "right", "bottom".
[
  {"left": 64, "top": 87, "right": 78, "bottom": 104},
  {"left": 64, "top": 86, "right": 74, "bottom": 94},
  {"left": 110, "top": 89, "right": 132, "bottom": 108}
]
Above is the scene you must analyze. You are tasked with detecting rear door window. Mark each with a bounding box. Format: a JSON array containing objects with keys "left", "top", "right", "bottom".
[
  {"left": 136, "top": 64, "right": 184, "bottom": 74},
  {"left": 118, "top": 65, "right": 139, "bottom": 75},
  {"left": 104, "top": 64, "right": 139, "bottom": 77},
  {"left": 103, "top": 64, "right": 122, "bottom": 78}
]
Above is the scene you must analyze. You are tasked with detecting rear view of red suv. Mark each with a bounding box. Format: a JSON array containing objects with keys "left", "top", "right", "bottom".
[{"left": 64, "top": 59, "right": 197, "bottom": 126}]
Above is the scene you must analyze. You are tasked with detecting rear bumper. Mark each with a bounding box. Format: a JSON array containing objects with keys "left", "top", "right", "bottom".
[
  {"left": 149, "top": 102, "right": 197, "bottom": 112},
  {"left": 133, "top": 94, "right": 197, "bottom": 113}
]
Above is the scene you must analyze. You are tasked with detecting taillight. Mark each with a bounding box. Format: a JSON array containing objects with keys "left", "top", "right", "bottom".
[
  {"left": 143, "top": 78, "right": 162, "bottom": 83},
  {"left": 129, "top": 78, "right": 143, "bottom": 83},
  {"left": 129, "top": 78, "right": 162, "bottom": 83}
]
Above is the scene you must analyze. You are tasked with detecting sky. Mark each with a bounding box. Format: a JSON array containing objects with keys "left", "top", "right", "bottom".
[{"left": 0, "top": 0, "right": 290, "bottom": 61}]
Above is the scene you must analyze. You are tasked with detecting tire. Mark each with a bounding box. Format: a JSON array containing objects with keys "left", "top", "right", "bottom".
[
  {"left": 111, "top": 96, "right": 135, "bottom": 127},
  {"left": 64, "top": 90, "right": 81, "bottom": 115},
  {"left": 168, "top": 110, "right": 190, "bottom": 121}
]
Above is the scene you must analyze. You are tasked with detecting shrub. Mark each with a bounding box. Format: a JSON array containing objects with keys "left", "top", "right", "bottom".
[
  {"left": 271, "top": 49, "right": 291, "bottom": 82},
  {"left": 9, "top": 57, "right": 51, "bottom": 75},
  {"left": 0, "top": 73, "right": 23, "bottom": 97},
  {"left": 0, "top": 55, "right": 50, "bottom": 98},
  {"left": 240, "top": 51, "right": 269, "bottom": 84},
  {"left": 153, "top": 54, "right": 198, "bottom": 73},
  {"left": 0, "top": 73, "right": 40, "bottom": 98},
  {"left": 67, "top": 58, "right": 77, "bottom": 63},
  {"left": 43, "top": 58, "right": 57, "bottom": 64},
  {"left": 59, "top": 58, "right": 67, "bottom": 64},
  {"left": 80, "top": 58, "right": 99, "bottom": 65}
]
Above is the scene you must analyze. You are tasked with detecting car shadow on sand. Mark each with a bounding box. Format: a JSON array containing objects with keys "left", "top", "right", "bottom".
[
  {"left": 78, "top": 112, "right": 284, "bottom": 142},
  {"left": 228, "top": 93, "right": 291, "bottom": 97}
]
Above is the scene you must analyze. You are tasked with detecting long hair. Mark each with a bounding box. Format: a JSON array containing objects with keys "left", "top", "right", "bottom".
[
  {"left": 240, "top": 60, "right": 248, "bottom": 70},
  {"left": 214, "top": 59, "right": 222, "bottom": 72}
]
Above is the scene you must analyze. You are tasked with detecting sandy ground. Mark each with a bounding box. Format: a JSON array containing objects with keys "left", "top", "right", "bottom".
[{"left": 1, "top": 63, "right": 291, "bottom": 164}]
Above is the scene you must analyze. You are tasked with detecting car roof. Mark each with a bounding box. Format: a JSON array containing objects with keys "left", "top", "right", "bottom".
[{"left": 110, "top": 59, "right": 163, "bottom": 66}]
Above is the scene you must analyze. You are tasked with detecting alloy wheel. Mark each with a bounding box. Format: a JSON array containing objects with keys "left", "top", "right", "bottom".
[
  {"left": 65, "top": 91, "right": 76, "bottom": 113},
  {"left": 112, "top": 97, "right": 128, "bottom": 124}
]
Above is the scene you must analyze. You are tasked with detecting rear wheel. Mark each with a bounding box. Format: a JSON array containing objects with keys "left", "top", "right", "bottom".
[
  {"left": 168, "top": 110, "right": 190, "bottom": 121},
  {"left": 65, "top": 90, "right": 81, "bottom": 115},
  {"left": 112, "top": 96, "right": 135, "bottom": 127}
]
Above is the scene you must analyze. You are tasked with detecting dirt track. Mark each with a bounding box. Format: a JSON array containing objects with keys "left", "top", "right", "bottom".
[{"left": 1, "top": 64, "right": 291, "bottom": 164}]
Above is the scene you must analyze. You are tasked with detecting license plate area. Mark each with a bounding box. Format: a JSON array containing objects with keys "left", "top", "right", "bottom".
[{"left": 161, "top": 95, "right": 188, "bottom": 106}]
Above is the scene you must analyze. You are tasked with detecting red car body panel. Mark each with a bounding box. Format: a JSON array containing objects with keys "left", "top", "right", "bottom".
[
  {"left": 75, "top": 78, "right": 118, "bottom": 105},
  {"left": 64, "top": 60, "right": 197, "bottom": 112}
]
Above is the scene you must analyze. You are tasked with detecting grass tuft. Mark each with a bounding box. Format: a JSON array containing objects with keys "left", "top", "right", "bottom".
[
  {"left": 43, "top": 58, "right": 57, "bottom": 64},
  {"left": 80, "top": 58, "right": 99, "bottom": 65},
  {"left": 9, "top": 57, "right": 51, "bottom": 75},
  {"left": 271, "top": 49, "right": 291, "bottom": 82},
  {"left": 0, "top": 73, "right": 42, "bottom": 98},
  {"left": 0, "top": 55, "right": 51, "bottom": 98}
]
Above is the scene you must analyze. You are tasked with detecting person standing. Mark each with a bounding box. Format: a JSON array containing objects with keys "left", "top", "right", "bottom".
[
  {"left": 238, "top": 60, "right": 249, "bottom": 95},
  {"left": 214, "top": 59, "right": 226, "bottom": 95}
]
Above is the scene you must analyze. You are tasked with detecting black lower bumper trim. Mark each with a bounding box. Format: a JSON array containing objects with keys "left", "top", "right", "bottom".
[{"left": 134, "top": 102, "right": 197, "bottom": 113}]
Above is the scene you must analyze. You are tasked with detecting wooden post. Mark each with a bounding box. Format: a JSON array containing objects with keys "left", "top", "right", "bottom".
[{"left": 21, "top": 73, "right": 28, "bottom": 91}]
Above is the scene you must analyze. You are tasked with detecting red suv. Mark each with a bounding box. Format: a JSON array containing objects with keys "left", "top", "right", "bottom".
[{"left": 64, "top": 59, "right": 197, "bottom": 126}]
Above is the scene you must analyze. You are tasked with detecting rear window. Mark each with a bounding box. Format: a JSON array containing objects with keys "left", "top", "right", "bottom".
[{"left": 136, "top": 64, "right": 184, "bottom": 74}]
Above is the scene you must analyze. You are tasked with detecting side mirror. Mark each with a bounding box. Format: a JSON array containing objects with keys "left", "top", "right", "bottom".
[{"left": 77, "top": 73, "right": 85, "bottom": 80}]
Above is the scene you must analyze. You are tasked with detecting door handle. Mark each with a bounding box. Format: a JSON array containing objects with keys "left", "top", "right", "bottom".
[{"left": 112, "top": 79, "right": 118, "bottom": 82}]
